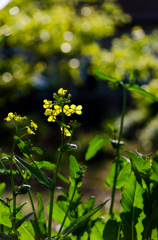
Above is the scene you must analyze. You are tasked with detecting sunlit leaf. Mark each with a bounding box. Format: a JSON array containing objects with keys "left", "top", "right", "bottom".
[
  {"left": 32, "top": 161, "right": 56, "bottom": 171},
  {"left": 85, "top": 135, "right": 111, "bottom": 161},
  {"left": 93, "top": 69, "right": 121, "bottom": 83},
  {"left": 103, "top": 219, "right": 119, "bottom": 240},
  {"left": 14, "top": 155, "right": 52, "bottom": 188},
  {"left": 61, "top": 199, "right": 110, "bottom": 237},
  {"left": 106, "top": 157, "right": 131, "bottom": 188},
  {"left": 37, "top": 192, "right": 47, "bottom": 236},
  {"left": 125, "top": 83, "right": 157, "bottom": 102},
  {"left": 91, "top": 218, "right": 104, "bottom": 240},
  {"left": 120, "top": 172, "right": 145, "bottom": 240}
]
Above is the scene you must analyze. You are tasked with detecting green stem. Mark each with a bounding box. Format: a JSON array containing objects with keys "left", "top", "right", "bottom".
[
  {"left": 57, "top": 182, "right": 77, "bottom": 236},
  {"left": 15, "top": 162, "right": 38, "bottom": 222},
  {"left": 47, "top": 109, "right": 65, "bottom": 240},
  {"left": 9, "top": 137, "right": 17, "bottom": 230},
  {"left": 109, "top": 85, "right": 126, "bottom": 218},
  {"left": 28, "top": 189, "right": 38, "bottom": 222}
]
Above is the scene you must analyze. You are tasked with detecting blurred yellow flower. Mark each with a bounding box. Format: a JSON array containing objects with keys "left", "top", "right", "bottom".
[
  {"left": 44, "top": 109, "right": 53, "bottom": 116},
  {"left": 58, "top": 88, "right": 67, "bottom": 96},
  {"left": 30, "top": 120, "right": 38, "bottom": 130},
  {"left": 63, "top": 105, "right": 74, "bottom": 116},
  {"left": 43, "top": 99, "right": 53, "bottom": 109},
  {"left": 26, "top": 127, "right": 35, "bottom": 135},
  {"left": 54, "top": 105, "right": 62, "bottom": 115},
  {"left": 14, "top": 116, "right": 27, "bottom": 122},
  {"left": 61, "top": 126, "right": 71, "bottom": 136},
  {"left": 70, "top": 104, "right": 82, "bottom": 115},
  {"left": 47, "top": 115, "right": 56, "bottom": 122},
  {"left": 4, "top": 112, "right": 14, "bottom": 121}
]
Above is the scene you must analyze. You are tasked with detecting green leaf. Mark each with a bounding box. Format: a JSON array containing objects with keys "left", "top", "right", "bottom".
[
  {"left": 0, "top": 202, "right": 11, "bottom": 227},
  {"left": 69, "top": 155, "right": 82, "bottom": 187},
  {"left": 16, "top": 202, "right": 28, "bottom": 214},
  {"left": 57, "top": 172, "right": 70, "bottom": 184},
  {"left": 16, "top": 212, "right": 34, "bottom": 229},
  {"left": 18, "top": 224, "right": 35, "bottom": 240},
  {"left": 93, "top": 69, "right": 121, "bottom": 83},
  {"left": 46, "top": 201, "right": 71, "bottom": 228},
  {"left": 85, "top": 135, "right": 111, "bottom": 161},
  {"left": 57, "top": 187, "right": 68, "bottom": 197},
  {"left": 83, "top": 196, "right": 95, "bottom": 214},
  {"left": 14, "top": 155, "right": 52, "bottom": 189},
  {"left": 14, "top": 136, "right": 30, "bottom": 158},
  {"left": 37, "top": 193, "right": 47, "bottom": 236},
  {"left": 69, "top": 155, "right": 81, "bottom": 180},
  {"left": 61, "top": 199, "right": 110, "bottom": 237},
  {"left": 0, "top": 198, "right": 9, "bottom": 207},
  {"left": 0, "top": 35, "right": 10, "bottom": 45},
  {"left": 31, "top": 147, "right": 43, "bottom": 155},
  {"left": 106, "top": 157, "right": 131, "bottom": 189},
  {"left": 32, "top": 161, "right": 56, "bottom": 170},
  {"left": 152, "top": 154, "right": 158, "bottom": 176},
  {"left": 125, "top": 83, "right": 157, "bottom": 102},
  {"left": 91, "top": 218, "right": 104, "bottom": 240},
  {"left": 103, "top": 219, "right": 119, "bottom": 240},
  {"left": 124, "top": 150, "right": 151, "bottom": 186},
  {"left": 120, "top": 172, "right": 145, "bottom": 240}
]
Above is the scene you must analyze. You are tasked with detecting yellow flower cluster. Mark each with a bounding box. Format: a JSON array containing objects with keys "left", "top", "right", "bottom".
[
  {"left": 58, "top": 88, "right": 67, "bottom": 96},
  {"left": 63, "top": 104, "right": 82, "bottom": 116},
  {"left": 43, "top": 88, "right": 82, "bottom": 137},
  {"left": 4, "top": 112, "right": 27, "bottom": 122},
  {"left": 4, "top": 113, "right": 38, "bottom": 135},
  {"left": 26, "top": 120, "right": 38, "bottom": 135},
  {"left": 43, "top": 88, "right": 82, "bottom": 122}
]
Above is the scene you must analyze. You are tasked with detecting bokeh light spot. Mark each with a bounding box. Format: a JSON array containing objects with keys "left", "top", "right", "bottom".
[
  {"left": 106, "top": 53, "right": 115, "bottom": 62},
  {"left": 63, "top": 31, "right": 73, "bottom": 41},
  {"left": 61, "top": 43, "right": 71, "bottom": 53},
  {"left": 81, "top": 7, "right": 91, "bottom": 16},
  {"left": 2, "top": 72, "right": 12, "bottom": 83},
  {"left": 115, "top": 67, "right": 125, "bottom": 75},
  {"left": 69, "top": 59, "right": 80, "bottom": 68},
  {"left": 40, "top": 30, "right": 50, "bottom": 42},
  {"left": 81, "top": 22, "right": 91, "bottom": 32},
  {"left": 1, "top": 25, "right": 11, "bottom": 35},
  {"left": 115, "top": 57, "right": 125, "bottom": 67},
  {"left": 9, "top": 6, "right": 19, "bottom": 15}
]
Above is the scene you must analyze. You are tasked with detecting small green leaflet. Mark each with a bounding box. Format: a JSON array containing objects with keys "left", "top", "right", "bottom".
[
  {"left": 14, "top": 155, "right": 52, "bottom": 189},
  {"left": 61, "top": 199, "right": 110, "bottom": 237},
  {"left": 93, "top": 69, "right": 121, "bottom": 83},
  {"left": 0, "top": 35, "right": 10, "bottom": 45},
  {"left": 85, "top": 135, "right": 111, "bottom": 161},
  {"left": 125, "top": 83, "right": 157, "bottom": 102}
]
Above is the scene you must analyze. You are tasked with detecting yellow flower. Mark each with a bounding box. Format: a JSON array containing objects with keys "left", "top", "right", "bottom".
[
  {"left": 47, "top": 115, "right": 56, "bottom": 122},
  {"left": 4, "top": 112, "right": 14, "bottom": 121},
  {"left": 63, "top": 105, "right": 74, "bottom": 116},
  {"left": 43, "top": 99, "right": 53, "bottom": 109},
  {"left": 70, "top": 104, "right": 82, "bottom": 115},
  {"left": 30, "top": 120, "right": 37, "bottom": 130},
  {"left": 26, "top": 127, "right": 35, "bottom": 135},
  {"left": 44, "top": 109, "right": 53, "bottom": 116},
  {"left": 44, "top": 109, "right": 57, "bottom": 122},
  {"left": 61, "top": 126, "right": 71, "bottom": 136},
  {"left": 58, "top": 88, "right": 67, "bottom": 96},
  {"left": 54, "top": 105, "right": 62, "bottom": 115}
]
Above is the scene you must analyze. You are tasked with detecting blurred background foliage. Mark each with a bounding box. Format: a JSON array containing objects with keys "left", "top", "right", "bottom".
[{"left": 1, "top": 0, "right": 158, "bottom": 174}]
